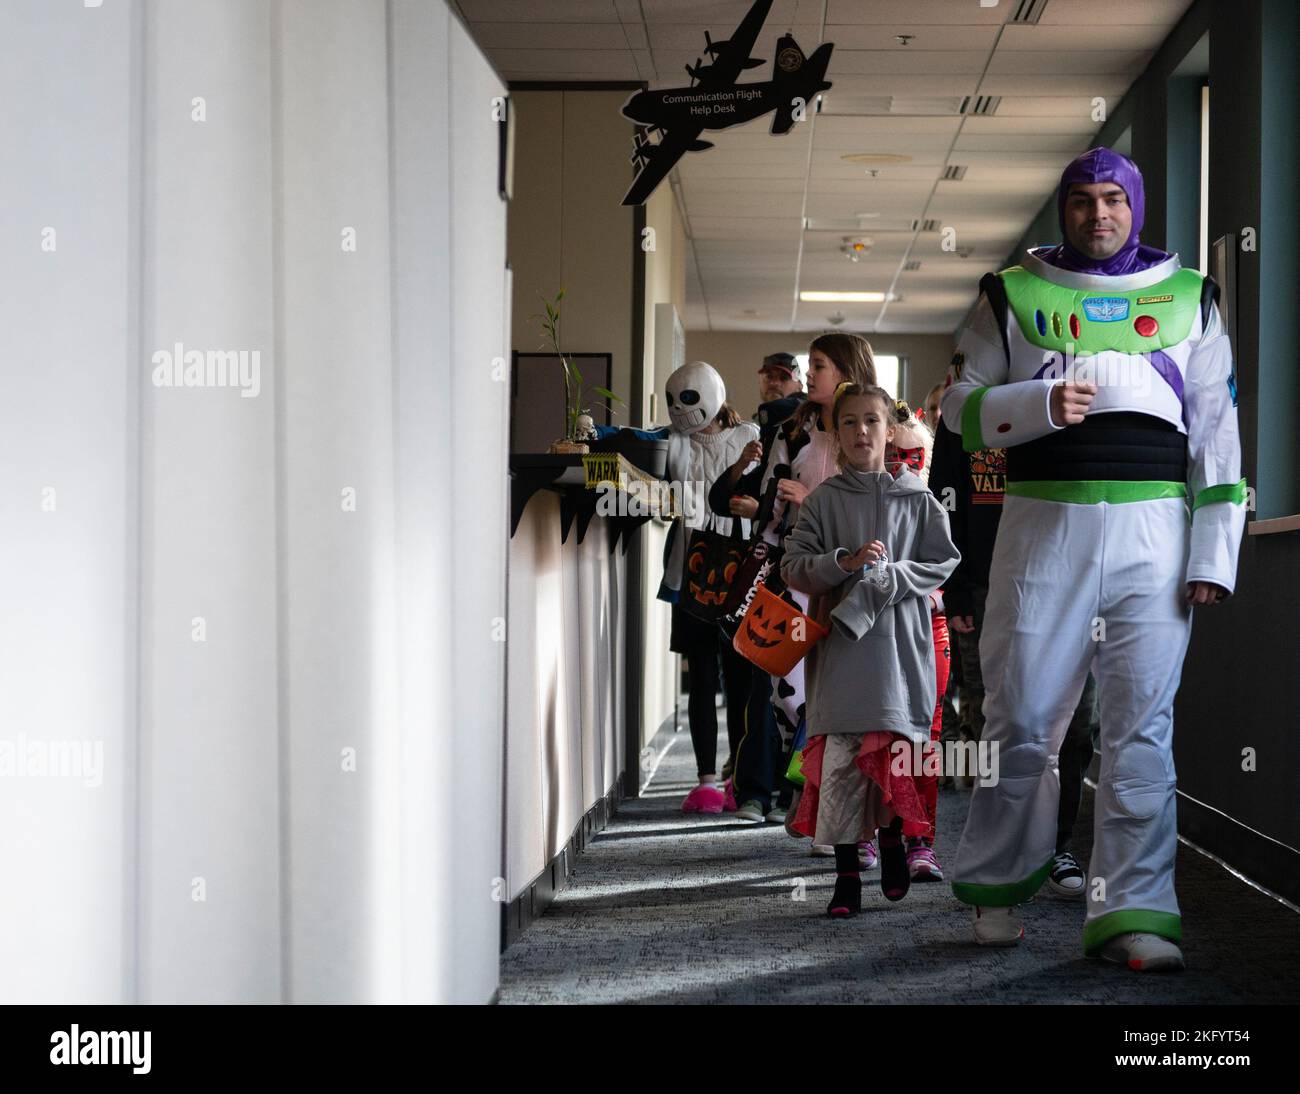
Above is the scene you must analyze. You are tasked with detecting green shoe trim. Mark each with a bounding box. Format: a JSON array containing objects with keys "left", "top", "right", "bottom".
[
  {"left": 1083, "top": 908, "right": 1182, "bottom": 955},
  {"left": 951, "top": 856, "right": 1054, "bottom": 907}
]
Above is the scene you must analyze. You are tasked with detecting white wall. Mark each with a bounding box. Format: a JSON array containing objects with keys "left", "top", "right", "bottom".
[
  {"left": 138, "top": 0, "right": 281, "bottom": 1005},
  {"left": 505, "top": 497, "right": 625, "bottom": 899},
  {"left": 507, "top": 89, "right": 638, "bottom": 420},
  {"left": 640, "top": 184, "right": 687, "bottom": 750},
  {"left": 503, "top": 82, "right": 679, "bottom": 885},
  {"left": 0, "top": 0, "right": 137, "bottom": 1005},
  {"left": 0, "top": 0, "right": 507, "bottom": 1005}
]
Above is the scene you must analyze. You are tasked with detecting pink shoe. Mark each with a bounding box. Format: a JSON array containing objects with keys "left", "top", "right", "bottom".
[
  {"left": 722, "top": 779, "right": 738, "bottom": 812},
  {"left": 907, "top": 843, "right": 944, "bottom": 882},
  {"left": 682, "top": 783, "right": 725, "bottom": 814},
  {"left": 858, "top": 839, "right": 878, "bottom": 870}
]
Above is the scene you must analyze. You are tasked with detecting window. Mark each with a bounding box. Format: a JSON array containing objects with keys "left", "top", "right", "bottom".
[
  {"left": 793, "top": 352, "right": 902, "bottom": 400},
  {"left": 873, "top": 354, "right": 901, "bottom": 401}
]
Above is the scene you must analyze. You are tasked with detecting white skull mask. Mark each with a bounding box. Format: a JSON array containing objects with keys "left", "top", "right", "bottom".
[{"left": 665, "top": 361, "right": 726, "bottom": 434}]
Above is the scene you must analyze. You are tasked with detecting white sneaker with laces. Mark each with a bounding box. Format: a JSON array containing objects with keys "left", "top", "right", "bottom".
[
  {"left": 1097, "top": 932, "right": 1184, "bottom": 972},
  {"left": 971, "top": 905, "right": 1024, "bottom": 946}
]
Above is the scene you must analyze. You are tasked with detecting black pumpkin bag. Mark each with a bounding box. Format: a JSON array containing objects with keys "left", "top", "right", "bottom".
[
  {"left": 718, "top": 470, "right": 790, "bottom": 640},
  {"left": 680, "top": 520, "right": 747, "bottom": 624}
]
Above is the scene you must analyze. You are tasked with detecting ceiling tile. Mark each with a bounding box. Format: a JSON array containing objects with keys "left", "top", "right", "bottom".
[
  {"left": 830, "top": 50, "right": 989, "bottom": 75},
  {"left": 638, "top": 1, "right": 827, "bottom": 23},
  {"left": 492, "top": 49, "right": 639, "bottom": 76},
  {"left": 460, "top": 1, "right": 621, "bottom": 23},
  {"left": 986, "top": 48, "right": 1150, "bottom": 76},
  {"left": 646, "top": 23, "right": 823, "bottom": 52},
  {"left": 975, "top": 74, "right": 1132, "bottom": 97},
  {"left": 819, "top": 25, "right": 1000, "bottom": 50},
  {"left": 1037, "top": 0, "right": 1194, "bottom": 25},
  {"left": 997, "top": 23, "right": 1172, "bottom": 51},
  {"left": 471, "top": 23, "right": 632, "bottom": 49},
  {"left": 825, "top": 0, "right": 1005, "bottom": 25},
  {"left": 960, "top": 113, "right": 1099, "bottom": 136},
  {"left": 953, "top": 132, "right": 1091, "bottom": 154}
]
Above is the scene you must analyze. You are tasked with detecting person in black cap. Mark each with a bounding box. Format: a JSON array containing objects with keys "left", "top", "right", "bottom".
[
  {"left": 707, "top": 352, "right": 805, "bottom": 810},
  {"left": 754, "top": 353, "right": 806, "bottom": 460},
  {"left": 713, "top": 353, "right": 806, "bottom": 526}
]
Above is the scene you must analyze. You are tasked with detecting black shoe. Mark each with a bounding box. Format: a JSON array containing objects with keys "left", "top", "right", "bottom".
[
  {"left": 827, "top": 874, "right": 862, "bottom": 918},
  {"left": 878, "top": 822, "right": 910, "bottom": 902},
  {"left": 1047, "top": 851, "right": 1086, "bottom": 898}
]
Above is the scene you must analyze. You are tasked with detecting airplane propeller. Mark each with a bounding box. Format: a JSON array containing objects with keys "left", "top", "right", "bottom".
[{"left": 630, "top": 127, "right": 655, "bottom": 166}]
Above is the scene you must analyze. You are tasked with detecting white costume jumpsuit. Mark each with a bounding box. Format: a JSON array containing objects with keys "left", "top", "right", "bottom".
[{"left": 943, "top": 250, "right": 1246, "bottom": 955}]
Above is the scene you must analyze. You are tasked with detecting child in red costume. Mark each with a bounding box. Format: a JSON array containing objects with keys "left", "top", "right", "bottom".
[
  {"left": 783, "top": 385, "right": 959, "bottom": 916},
  {"left": 886, "top": 401, "right": 948, "bottom": 882}
]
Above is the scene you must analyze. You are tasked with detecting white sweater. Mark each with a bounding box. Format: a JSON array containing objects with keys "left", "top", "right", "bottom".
[
  {"left": 663, "top": 421, "right": 760, "bottom": 594},
  {"left": 667, "top": 422, "right": 760, "bottom": 537}
]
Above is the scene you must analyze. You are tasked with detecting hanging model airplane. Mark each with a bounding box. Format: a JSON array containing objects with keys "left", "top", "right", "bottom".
[{"left": 618, "top": 0, "right": 834, "bottom": 206}]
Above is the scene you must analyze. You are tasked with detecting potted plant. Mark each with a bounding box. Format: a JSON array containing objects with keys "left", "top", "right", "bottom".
[{"left": 537, "top": 289, "right": 623, "bottom": 454}]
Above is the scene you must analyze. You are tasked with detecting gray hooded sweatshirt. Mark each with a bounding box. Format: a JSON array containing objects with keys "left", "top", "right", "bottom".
[{"left": 779, "top": 466, "right": 960, "bottom": 743}]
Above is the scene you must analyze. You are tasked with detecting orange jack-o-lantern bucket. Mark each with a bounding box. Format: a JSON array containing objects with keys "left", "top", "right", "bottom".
[{"left": 733, "top": 584, "right": 828, "bottom": 676}]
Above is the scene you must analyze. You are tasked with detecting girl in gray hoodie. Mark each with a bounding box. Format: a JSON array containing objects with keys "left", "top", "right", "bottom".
[{"left": 781, "top": 384, "right": 960, "bottom": 916}]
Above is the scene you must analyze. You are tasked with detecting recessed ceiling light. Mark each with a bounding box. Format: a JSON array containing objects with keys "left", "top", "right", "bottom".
[
  {"left": 840, "top": 153, "right": 913, "bottom": 165},
  {"left": 800, "top": 291, "right": 895, "bottom": 303}
]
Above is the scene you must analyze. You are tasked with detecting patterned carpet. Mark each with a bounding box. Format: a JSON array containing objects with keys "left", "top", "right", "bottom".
[{"left": 500, "top": 724, "right": 1300, "bottom": 1005}]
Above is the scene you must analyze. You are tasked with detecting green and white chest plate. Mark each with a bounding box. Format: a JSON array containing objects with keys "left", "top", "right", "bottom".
[{"left": 998, "top": 252, "right": 1206, "bottom": 428}]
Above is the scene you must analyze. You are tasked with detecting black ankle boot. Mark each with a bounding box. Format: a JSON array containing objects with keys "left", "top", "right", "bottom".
[
  {"left": 827, "top": 873, "right": 862, "bottom": 918},
  {"left": 878, "top": 819, "right": 910, "bottom": 902}
]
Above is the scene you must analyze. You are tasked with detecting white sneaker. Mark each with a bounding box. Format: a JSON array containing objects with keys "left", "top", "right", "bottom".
[
  {"left": 971, "top": 905, "right": 1024, "bottom": 946},
  {"left": 1097, "top": 932, "right": 1185, "bottom": 972},
  {"left": 810, "top": 843, "right": 835, "bottom": 857}
]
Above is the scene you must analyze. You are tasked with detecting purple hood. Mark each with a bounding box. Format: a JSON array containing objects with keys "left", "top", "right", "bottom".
[{"left": 1032, "top": 147, "right": 1171, "bottom": 275}]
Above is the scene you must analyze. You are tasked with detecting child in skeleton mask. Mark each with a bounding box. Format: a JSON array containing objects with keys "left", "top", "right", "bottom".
[
  {"left": 661, "top": 361, "right": 761, "bottom": 813},
  {"left": 781, "top": 384, "right": 959, "bottom": 914}
]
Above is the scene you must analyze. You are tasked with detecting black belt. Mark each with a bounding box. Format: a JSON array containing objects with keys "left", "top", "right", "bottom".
[{"left": 1006, "top": 412, "right": 1188, "bottom": 483}]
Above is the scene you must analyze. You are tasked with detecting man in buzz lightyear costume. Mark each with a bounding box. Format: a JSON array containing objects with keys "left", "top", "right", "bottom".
[{"left": 943, "top": 147, "right": 1246, "bottom": 970}]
